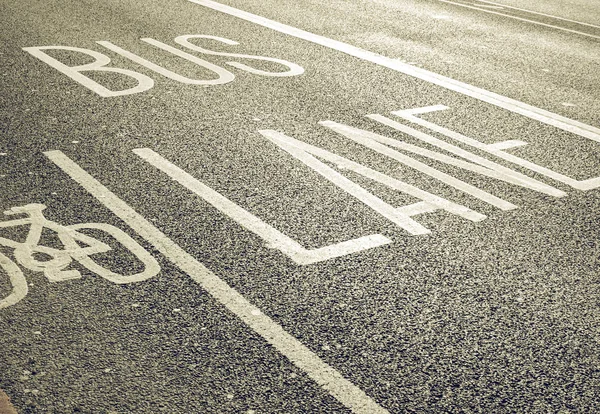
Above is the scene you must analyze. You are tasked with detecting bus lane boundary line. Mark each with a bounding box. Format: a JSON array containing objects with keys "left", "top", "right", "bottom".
[
  {"left": 470, "top": 0, "right": 600, "bottom": 29},
  {"left": 43, "top": 150, "right": 389, "bottom": 414},
  {"left": 438, "top": 0, "right": 600, "bottom": 40},
  {"left": 187, "top": 0, "right": 600, "bottom": 141}
]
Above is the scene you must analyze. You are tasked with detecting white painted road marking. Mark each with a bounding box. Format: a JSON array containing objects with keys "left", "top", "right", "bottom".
[
  {"left": 392, "top": 105, "right": 600, "bottom": 190},
  {"left": 439, "top": 0, "right": 600, "bottom": 40},
  {"left": 187, "top": 0, "right": 600, "bottom": 143},
  {"left": 173, "top": 35, "right": 305, "bottom": 77},
  {"left": 319, "top": 120, "right": 518, "bottom": 211},
  {"left": 133, "top": 148, "right": 390, "bottom": 265},
  {"left": 367, "top": 113, "right": 566, "bottom": 196},
  {"left": 23, "top": 46, "right": 155, "bottom": 97},
  {"left": 0, "top": 252, "right": 27, "bottom": 309},
  {"left": 259, "top": 129, "right": 486, "bottom": 233},
  {"left": 97, "top": 39, "right": 235, "bottom": 86},
  {"left": 25, "top": 35, "right": 304, "bottom": 96},
  {"left": 0, "top": 203, "right": 159, "bottom": 286},
  {"left": 474, "top": 0, "right": 600, "bottom": 29},
  {"left": 44, "top": 150, "right": 389, "bottom": 414},
  {"left": 471, "top": 2, "right": 504, "bottom": 10}
]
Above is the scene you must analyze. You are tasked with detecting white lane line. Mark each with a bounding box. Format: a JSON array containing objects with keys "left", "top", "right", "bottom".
[
  {"left": 473, "top": 4, "right": 504, "bottom": 10},
  {"left": 187, "top": 0, "right": 600, "bottom": 142},
  {"left": 43, "top": 150, "right": 389, "bottom": 414},
  {"left": 474, "top": 0, "right": 600, "bottom": 29},
  {"left": 133, "top": 148, "right": 391, "bottom": 265},
  {"left": 439, "top": 0, "right": 600, "bottom": 40}
]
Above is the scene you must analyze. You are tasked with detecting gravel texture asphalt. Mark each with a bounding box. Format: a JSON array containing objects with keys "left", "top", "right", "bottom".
[{"left": 1, "top": 0, "right": 599, "bottom": 412}]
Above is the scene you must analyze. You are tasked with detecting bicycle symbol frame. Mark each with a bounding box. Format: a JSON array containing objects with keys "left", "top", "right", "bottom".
[{"left": 0, "top": 203, "right": 160, "bottom": 308}]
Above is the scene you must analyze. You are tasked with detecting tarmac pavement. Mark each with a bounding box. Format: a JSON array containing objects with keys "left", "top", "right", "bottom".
[{"left": 1, "top": 0, "right": 599, "bottom": 412}]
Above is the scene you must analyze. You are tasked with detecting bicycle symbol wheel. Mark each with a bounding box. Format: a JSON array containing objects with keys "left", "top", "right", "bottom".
[
  {"left": 0, "top": 252, "right": 27, "bottom": 309},
  {"left": 66, "top": 222, "right": 160, "bottom": 284},
  {"left": 0, "top": 203, "right": 161, "bottom": 308}
]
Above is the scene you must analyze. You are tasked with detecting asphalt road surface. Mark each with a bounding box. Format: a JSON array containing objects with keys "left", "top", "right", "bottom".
[{"left": 1, "top": 0, "right": 599, "bottom": 413}]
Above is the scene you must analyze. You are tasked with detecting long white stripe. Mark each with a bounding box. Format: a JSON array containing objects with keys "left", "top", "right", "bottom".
[
  {"left": 439, "top": 0, "right": 600, "bottom": 40},
  {"left": 44, "top": 150, "right": 389, "bottom": 414},
  {"left": 475, "top": 0, "right": 600, "bottom": 29},
  {"left": 187, "top": 0, "right": 600, "bottom": 142}
]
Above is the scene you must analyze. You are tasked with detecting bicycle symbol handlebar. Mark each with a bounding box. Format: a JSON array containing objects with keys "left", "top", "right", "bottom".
[{"left": 0, "top": 203, "right": 160, "bottom": 309}]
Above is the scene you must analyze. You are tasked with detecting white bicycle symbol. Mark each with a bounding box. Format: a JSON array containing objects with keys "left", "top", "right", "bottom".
[{"left": 0, "top": 203, "right": 160, "bottom": 309}]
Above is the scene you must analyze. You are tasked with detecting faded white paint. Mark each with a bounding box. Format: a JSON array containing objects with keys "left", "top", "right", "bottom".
[
  {"left": 0, "top": 252, "right": 27, "bottom": 309},
  {"left": 366, "top": 114, "right": 565, "bottom": 197},
  {"left": 25, "top": 36, "right": 304, "bottom": 96},
  {"left": 476, "top": 0, "right": 600, "bottom": 29},
  {"left": 97, "top": 40, "right": 235, "bottom": 86},
  {"left": 440, "top": 0, "right": 600, "bottom": 40},
  {"left": 0, "top": 203, "right": 159, "bottom": 286},
  {"left": 174, "top": 35, "right": 305, "bottom": 77},
  {"left": 319, "top": 120, "right": 517, "bottom": 211}
]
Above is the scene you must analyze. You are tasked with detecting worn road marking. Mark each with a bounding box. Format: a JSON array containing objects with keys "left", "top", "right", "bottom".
[
  {"left": 96, "top": 40, "right": 235, "bottom": 86},
  {"left": 187, "top": 0, "right": 600, "bottom": 142},
  {"left": 133, "top": 148, "right": 390, "bottom": 265},
  {"left": 471, "top": 2, "right": 504, "bottom": 10},
  {"left": 367, "top": 113, "right": 566, "bottom": 196},
  {"left": 0, "top": 252, "right": 27, "bottom": 309},
  {"left": 44, "top": 150, "right": 389, "bottom": 414},
  {"left": 173, "top": 34, "right": 305, "bottom": 77},
  {"left": 319, "top": 120, "right": 517, "bottom": 210},
  {"left": 439, "top": 0, "right": 600, "bottom": 40},
  {"left": 473, "top": 0, "right": 600, "bottom": 29},
  {"left": 0, "top": 203, "right": 159, "bottom": 287},
  {"left": 0, "top": 389, "right": 18, "bottom": 414},
  {"left": 23, "top": 46, "right": 154, "bottom": 97}
]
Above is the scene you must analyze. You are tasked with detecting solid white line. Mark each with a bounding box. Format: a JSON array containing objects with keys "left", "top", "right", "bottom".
[
  {"left": 439, "top": 0, "right": 600, "bottom": 40},
  {"left": 475, "top": 4, "right": 505, "bottom": 10},
  {"left": 187, "top": 0, "right": 600, "bottom": 142},
  {"left": 475, "top": 0, "right": 600, "bottom": 29},
  {"left": 43, "top": 150, "right": 389, "bottom": 414}
]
